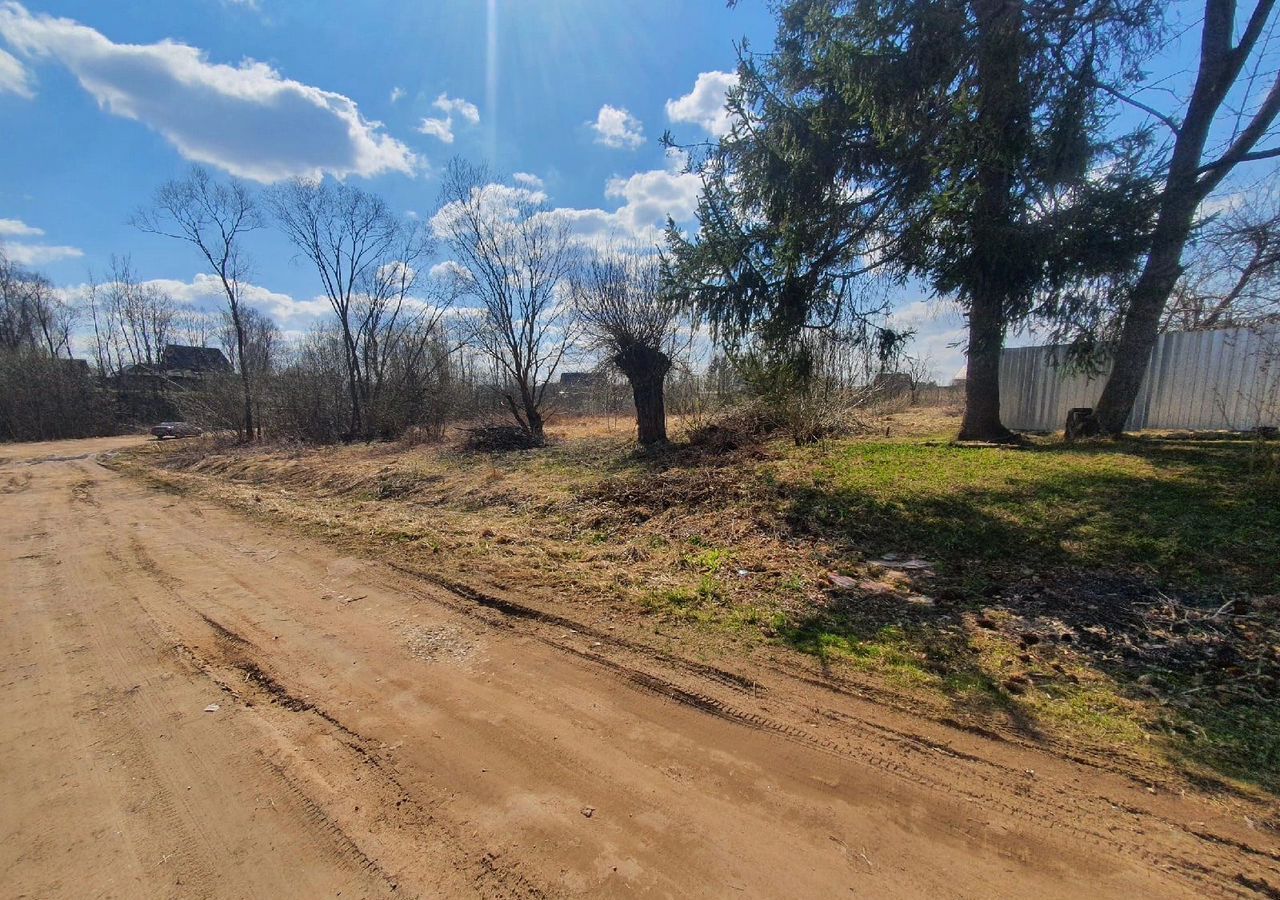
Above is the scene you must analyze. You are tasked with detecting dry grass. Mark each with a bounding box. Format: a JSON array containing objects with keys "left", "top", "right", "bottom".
[{"left": 116, "top": 406, "right": 1280, "bottom": 795}]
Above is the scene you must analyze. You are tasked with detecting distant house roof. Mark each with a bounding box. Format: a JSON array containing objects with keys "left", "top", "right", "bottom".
[
  {"left": 559, "top": 371, "right": 601, "bottom": 386},
  {"left": 161, "top": 344, "right": 231, "bottom": 373}
]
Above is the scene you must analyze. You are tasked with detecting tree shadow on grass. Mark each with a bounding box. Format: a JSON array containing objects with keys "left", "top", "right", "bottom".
[
  {"left": 790, "top": 442, "right": 1278, "bottom": 594},
  {"left": 779, "top": 455, "right": 1280, "bottom": 792}
]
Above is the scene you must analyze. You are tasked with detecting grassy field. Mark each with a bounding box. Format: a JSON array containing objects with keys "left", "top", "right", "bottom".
[{"left": 121, "top": 408, "right": 1280, "bottom": 794}]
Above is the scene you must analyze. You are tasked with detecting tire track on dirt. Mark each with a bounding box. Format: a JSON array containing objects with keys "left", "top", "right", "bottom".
[
  {"left": 116, "top": 535, "right": 552, "bottom": 899},
  {"left": 84, "top": 532, "right": 400, "bottom": 897},
  {"left": 11, "top": 440, "right": 1271, "bottom": 899},
  {"left": 380, "top": 561, "right": 1279, "bottom": 898},
  {"left": 119, "top": 478, "right": 1277, "bottom": 898}
]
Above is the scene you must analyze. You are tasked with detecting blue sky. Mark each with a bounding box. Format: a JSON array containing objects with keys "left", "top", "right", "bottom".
[
  {"left": 0, "top": 2, "right": 801, "bottom": 352},
  {"left": 0, "top": 1, "right": 766, "bottom": 264},
  {"left": 0, "top": 1, "right": 1271, "bottom": 382}
]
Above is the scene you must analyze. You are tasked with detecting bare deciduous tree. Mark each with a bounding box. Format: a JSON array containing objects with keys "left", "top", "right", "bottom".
[
  {"left": 268, "top": 178, "right": 438, "bottom": 440},
  {"left": 133, "top": 165, "right": 263, "bottom": 438},
  {"left": 356, "top": 261, "right": 459, "bottom": 438},
  {"left": 432, "top": 159, "right": 580, "bottom": 444},
  {"left": 1, "top": 250, "right": 72, "bottom": 356},
  {"left": 173, "top": 309, "right": 221, "bottom": 348},
  {"left": 569, "top": 247, "right": 679, "bottom": 445},
  {"left": 217, "top": 306, "right": 280, "bottom": 432},
  {"left": 0, "top": 250, "right": 105, "bottom": 442},
  {"left": 1163, "top": 183, "right": 1280, "bottom": 331},
  {"left": 98, "top": 255, "right": 176, "bottom": 368}
]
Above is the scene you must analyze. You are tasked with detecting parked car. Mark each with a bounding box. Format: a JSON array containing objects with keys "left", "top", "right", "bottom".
[{"left": 150, "top": 421, "right": 203, "bottom": 439}]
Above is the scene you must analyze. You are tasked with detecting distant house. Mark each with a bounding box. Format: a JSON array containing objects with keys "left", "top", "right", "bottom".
[
  {"left": 558, "top": 371, "right": 604, "bottom": 389},
  {"left": 56, "top": 357, "right": 92, "bottom": 377},
  {"left": 161, "top": 344, "right": 231, "bottom": 374},
  {"left": 555, "top": 370, "right": 614, "bottom": 413},
  {"left": 112, "top": 344, "right": 232, "bottom": 390}
]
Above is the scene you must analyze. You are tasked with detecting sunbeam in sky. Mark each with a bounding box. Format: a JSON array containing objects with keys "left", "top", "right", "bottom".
[{"left": 486, "top": 0, "right": 498, "bottom": 163}]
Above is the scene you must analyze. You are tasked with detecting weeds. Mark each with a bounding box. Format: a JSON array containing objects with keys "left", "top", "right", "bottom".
[{"left": 124, "top": 412, "right": 1280, "bottom": 793}]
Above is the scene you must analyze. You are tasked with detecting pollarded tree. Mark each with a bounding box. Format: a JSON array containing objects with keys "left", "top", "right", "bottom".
[
  {"left": 569, "top": 247, "right": 680, "bottom": 445},
  {"left": 667, "top": 0, "right": 1160, "bottom": 442}
]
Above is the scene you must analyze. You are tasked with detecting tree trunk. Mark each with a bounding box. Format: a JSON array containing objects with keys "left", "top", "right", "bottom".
[
  {"left": 525, "top": 404, "right": 544, "bottom": 442},
  {"left": 616, "top": 344, "right": 671, "bottom": 446},
  {"left": 958, "top": 0, "right": 1022, "bottom": 443},
  {"left": 517, "top": 379, "right": 545, "bottom": 443},
  {"left": 231, "top": 306, "right": 254, "bottom": 441},
  {"left": 1090, "top": 0, "right": 1280, "bottom": 434},
  {"left": 241, "top": 370, "right": 254, "bottom": 441},
  {"left": 1091, "top": 214, "right": 1194, "bottom": 435},
  {"left": 341, "top": 327, "right": 364, "bottom": 441},
  {"left": 958, "top": 292, "right": 1012, "bottom": 441}
]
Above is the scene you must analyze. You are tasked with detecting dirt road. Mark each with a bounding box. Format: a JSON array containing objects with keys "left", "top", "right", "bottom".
[{"left": 2, "top": 437, "right": 1276, "bottom": 898}]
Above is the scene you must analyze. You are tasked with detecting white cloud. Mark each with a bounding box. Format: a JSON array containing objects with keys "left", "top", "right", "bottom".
[
  {"left": 0, "top": 217, "right": 43, "bottom": 237},
  {"left": 665, "top": 70, "right": 738, "bottom": 137},
  {"left": 0, "top": 216, "right": 82, "bottom": 265},
  {"left": 417, "top": 116, "right": 454, "bottom": 143},
  {"left": 548, "top": 155, "right": 701, "bottom": 248},
  {"left": 416, "top": 92, "right": 479, "bottom": 144},
  {"left": 600, "top": 164, "right": 700, "bottom": 238},
  {"left": 590, "top": 104, "right": 644, "bottom": 149},
  {"left": 139, "top": 273, "right": 330, "bottom": 321},
  {"left": 389, "top": 85, "right": 405, "bottom": 103},
  {"left": 886, "top": 298, "right": 967, "bottom": 384},
  {"left": 0, "top": 44, "right": 31, "bottom": 96},
  {"left": 434, "top": 92, "right": 478, "bottom": 125},
  {"left": 0, "top": 2, "right": 417, "bottom": 182},
  {"left": 1198, "top": 191, "right": 1247, "bottom": 218},
  {"left": 430, "top": 182, "right": 549, "bottom": 240},
  {"left": 0, "top": 240, "right": 82, "bottom": 265},
  {"left": 429, "top": 259, "right": 468, "bottom": 281},
  {"left": 512, "top": 172, "right": 543, "bottom": 189},
  {"left": 430, "top": 158, "right": 699, "bottom": 257}
]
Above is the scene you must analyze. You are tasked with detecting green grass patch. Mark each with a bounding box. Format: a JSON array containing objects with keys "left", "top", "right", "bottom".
[
  {"left": 775, "top": 434, "right": 1279, "bottom": 791},
  {"left": 790, "top": 436, "right": 1278, "bottom": 594},
  {"left": 683, "top": 547, "right": 729, "bottom": 573}
]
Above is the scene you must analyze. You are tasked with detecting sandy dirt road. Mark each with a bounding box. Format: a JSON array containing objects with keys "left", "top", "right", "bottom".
[{"left": 2, "top": 436, "right": 1277, "bottom": 899}]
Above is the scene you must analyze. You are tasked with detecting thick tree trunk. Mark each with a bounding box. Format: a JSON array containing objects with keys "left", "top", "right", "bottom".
[
  {"left": 958, "top": 0, "right": 1023, "bottom": 443},
  {"left": 616, "top": 344, "right": 671, "bottom": 446},
  {"left": 1091, "top": 212, "right": 1194, "bottom": 435},
  {"left": 958, "top": 292, "right": 1012, "bottom": 441},
  {"left": 518, "top": 380, "right": 545, "bottom": 444},
  {"left": 525, "top": 406, "right": 544, "bottom": 442}
]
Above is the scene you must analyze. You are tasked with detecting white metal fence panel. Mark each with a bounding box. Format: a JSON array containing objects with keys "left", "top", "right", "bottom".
[{"left": 999, "top": 324, "right": 1280, "bottom": 432}]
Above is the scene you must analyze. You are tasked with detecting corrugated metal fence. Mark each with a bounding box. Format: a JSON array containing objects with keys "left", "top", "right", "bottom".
[{"left": 999, "top": 324, "right": 1280, "bottom": 432}]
